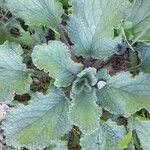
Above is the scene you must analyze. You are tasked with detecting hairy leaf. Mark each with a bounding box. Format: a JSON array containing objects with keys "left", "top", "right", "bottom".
[
  {"left": 0, "top": 41, "right": 32, "bottom": 102},
  {"left": 71, "top": 68, "right": 97, "bottom": 94},
  {"left": 69, "top": 89, "right": 101, "bottom": 134},
  {"left": 129, "top": 117, "right": 150, "bottom": 150},
  {"left": 81, "top": 120, "right": 126, "bottom": 150},
  {"left": 97, "top": 71, "right": 150, "bottom": 116},
  {"left": 0, "top": 0, "right": 5, "bottom": 8},
  {"left": 2, "top": 87, "right": 71, "bottom": 149},
  {"left": 128, "top": 0, "right": 150, "bottom": 42},
  {"left": 67, "top": 0, "right": 130, "bottom": 59},
  {"left": 6, "top": 0, "right": 64, "bottom": 32},
  {"left": 137, "top": 43, "right": 150, "bottom": 73},
  {"left": 0, "top": 19, "right": 36, "bottom": 46},
  {"left": 32, "top": 41, "right": 83, "bottom": 87}
]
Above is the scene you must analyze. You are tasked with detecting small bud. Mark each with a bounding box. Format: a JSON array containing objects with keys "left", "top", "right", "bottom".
[{"left": 97, "top": 81, "right": 107, "bottom": 90}]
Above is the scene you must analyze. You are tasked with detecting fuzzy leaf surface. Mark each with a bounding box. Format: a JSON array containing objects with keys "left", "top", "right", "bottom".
[
  {"left": 129, "top": 117, "right": 150, "bottom": 150},
  {"left": 2, "top": 87, "right": 71, "bottom": 149},
  {"left": 0, "top": 0, "right": 5, "bottom": 8},
  {"left": 137, "top": 43, "right": 150, "bottom": 73},
  {"left": 69, "top": 89, "right": 101, "bottom": 134},
  {"left": 0, "top": 19, "right": 36, "bottom": 46},
  {"left": 0, "top": 41, "right": 31, "bottom": 102},
  {"left": 6, "top": 0, "right": 64, "bottom": 32},
  {"left": 67, "top": 0, "right": 130, "bottom": 59},
  {"left": 71, "top": 68, "right": 97, "bottom": 94},
  {"left": 97, "top": 71, "right": 150, "bottom": 116},
  {"left": 128, "top": 0, "right": 150, "bottom": 42},
  {"left": 32, "top": 41, "right": 83, "bottom": 87},
  {"left": 81, "top": 120, "right": 126, "bottom": 150}
]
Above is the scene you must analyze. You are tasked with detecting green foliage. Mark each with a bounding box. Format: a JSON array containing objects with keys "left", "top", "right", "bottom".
[
  {"left": 128, "top": 0, "right": 150, "bottom": 42},
  {"left": 2, "top": 87, "right": 71, "bottom": 149},
  {"left": 137, "top": 43, "right": 150, "bottom": 72},
  {"left": 67, "top": 0, "right": 130, "bottom": 59},
  {"left": 0, "top": 0, "right": 150, "bottom": 149},
  {"left": 69, "top": 89, "right": 101, "bottom": 134},
  {"left": 81, "top": 120, "right": 127, "bottom": 150},
  {"left": 97, "top": 70, "right": 150, "bottom": 116},
  {"left": 5, "top": 0, "right": 64, "bottom": 32},
  {"left": 32, "top": 41, "right": 83, "bottom": 87},
  {"left": 0, "top": 41, "right": 32, "bottom": 102}
]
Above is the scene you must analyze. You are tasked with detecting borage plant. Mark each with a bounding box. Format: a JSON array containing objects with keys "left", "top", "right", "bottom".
[{"left": 0, "top": 0, "right": 150, "bottom": 149}]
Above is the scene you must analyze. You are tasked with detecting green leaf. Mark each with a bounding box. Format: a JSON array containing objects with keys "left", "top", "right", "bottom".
[
  {"left": 2, "top": 87, "right": 71, "bottom": 149},
  {"left": 0, "top": 0, "right": 5, "bottom": 8},
  {"left": 137, "top": 43, "right": 150, "bottom": 73},
  {"left": 6, "top": 0, "right": 64, "bottom": 32},
  {"left": 0, "top": 41, "right": 32, "bottom": 102},
  {"left": 128, "top": 0, "right": 150, "bottom": 42},
  {"left": 67, "top": 0, "right": 130, "bottom": 59},
  {"left": 32, "top": 41, "right": 83, "bottom": 87},
  {"left": 130, "top": 117, "right": 150, "bottom": 150},
  {"left": 71, "top": 67, "right": 97, "bottom": 94},
  {"left": 97, "top": 70, "right": 150, "bottom": 116},
  {"left": 81, "top": 120, "right": 126, "bottom": 150},
  {"left": 0, "top": 19, "right": 36, "bottom": 46},
  {"left": 69, "top": 89, "right": 101, "bottom": 134},
  {"left": 52, "top": 142, "right": 68, "bottom": 150}
]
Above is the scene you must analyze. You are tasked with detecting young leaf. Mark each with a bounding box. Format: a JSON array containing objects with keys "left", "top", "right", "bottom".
[
  {"left": 137, "top": 43, "right": 150, "bottom": 73},
  {"left": 67, "top": 0, "right": 130, "bottom": 59},
  {"left": 32, "top": 41, "right": 83, "bottom": 87},
  {"left": 97, "top": 70, "right": 150, "bottom": 117},
  {"left": 71, "top": 68, "right": 97, "bottom": 94},
  {"left": 2, "top": 87, "right": 72, "bottom": 149},
  {"left": 69, "top": 89, "right": 101, "bottom": 134},
  {"left": 81, "top": 120, "right": 126, "bottom": 150},
  {"left": 6, "top": 0, "right": 64, "bottom": 32},
  {"left": 128, "top": 0, "right": 150, "bottom": 42},
  {"left": 0, "top": 41, "right": 32, "bottom": 102}
]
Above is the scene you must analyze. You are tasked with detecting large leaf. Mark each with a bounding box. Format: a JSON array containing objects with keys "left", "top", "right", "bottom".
[
  {"left": 32, "top": 41, "right": 83, "bottom": 87},
  {"left": 67, "top": 0, "right": 130, "bottom": 59},
  {"left": 69, "top": 89, "right": 101, "bottom": 134},
  {"left": 6, "top": 0, "right": 64, "bottom": 32},
  {"left": 0, "top": 41, "right": 32, "bottom": 102},
  {"left": 2, "top": 87, "right": 71, "bottom": 149},
  {"left": 128, "top": 0, "right": 150, "bottom": 42},
  {"left": 136, "top": 43, "right": 150, "bottom": 73},
  {"left": 81, "top": 120, "right": 126, "bottom": 150},
  {"left": 96, "top": 70, "right": 150, "bottom": 116}
]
